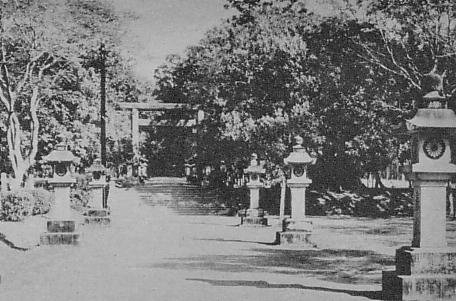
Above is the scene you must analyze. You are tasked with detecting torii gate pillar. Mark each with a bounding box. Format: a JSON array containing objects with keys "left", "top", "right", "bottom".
[{"left": 117, "top": 101, "right": 199, "bottom": 161}]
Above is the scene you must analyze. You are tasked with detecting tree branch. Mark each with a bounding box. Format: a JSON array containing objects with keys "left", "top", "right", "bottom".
[
  {"left": 380, "top": 30, "right": 421, "bottom": 88},
  {"left": 0, "top": 38, "right": 14, "bottom": 107}
]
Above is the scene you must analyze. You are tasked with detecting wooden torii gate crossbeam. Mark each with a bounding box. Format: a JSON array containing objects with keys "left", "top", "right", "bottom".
[{"left": 116, "top": 102, "right": 202, "bottom": 158}]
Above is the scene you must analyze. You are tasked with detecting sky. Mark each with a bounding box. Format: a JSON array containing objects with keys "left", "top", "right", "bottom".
[
  {"left": 107, "top": 0, "right": 344, "bottom": 82},
  {"left": 108, "top": 0, "right": 234, "bottom": 81}
]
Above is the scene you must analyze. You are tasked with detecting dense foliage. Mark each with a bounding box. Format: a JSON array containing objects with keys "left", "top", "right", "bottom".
[
  {"left": 0, "top": 0, "right": 146, "bottom": 183},
  {"left": 152, "top": 0, "right": 456, "bottom": 190},
  {"left": 0, "top": 188, "right": 53, "bottom": 221}
]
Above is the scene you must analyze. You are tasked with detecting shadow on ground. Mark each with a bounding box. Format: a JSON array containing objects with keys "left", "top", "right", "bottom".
[
  {"left": 186, "top": 278, "right": 382, "bottom": 300},
  {"left": 0, "top": 233, "right": 29, "bottom": 251},
  {"left": 151, "top": 248, "right": 394, "bottom": 285},
  {"left": 196, "top": 238, "right": 277, "bottom": 246}
]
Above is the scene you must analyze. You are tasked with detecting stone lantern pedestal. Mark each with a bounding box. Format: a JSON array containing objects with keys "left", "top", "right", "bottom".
[
  {"left": 242, "top": 154, "right": 268, "bottom": 226},
  {"left": 85, "top": 159, "right": 110, "bottom": 225},
  {"left": 382, "top": 96, "right": 456, "bottom": 300},
  {"left": 276, "top": 136, "right": 316, "bottom": 247},
  {"left": 85, "top": 180, "right": 110, "bottom": 225},
  {"left": 40, "top": 144, "right": 80, "bottom": 245}
]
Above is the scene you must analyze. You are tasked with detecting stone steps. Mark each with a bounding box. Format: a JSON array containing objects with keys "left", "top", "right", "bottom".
[
  {"left": 135, "top": 180, "right": 228, "bottom": 216},
  {"left": 40, "top": 220, "right": 80, "bottom": 246}
]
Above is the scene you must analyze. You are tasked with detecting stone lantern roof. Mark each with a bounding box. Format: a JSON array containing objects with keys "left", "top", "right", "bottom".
[
  {"left": 86, "top": 158, "right": 106, "bottom": 173},
  {"left": 244, "top": 153, "right": 265, "bottom": 175},
  {"left": 284, "top": 136, "right": 315, "bottom": 165},
  {"left": 407, "top": 108, "right": 456, "bottom": 130},
  {"left": 244, "top": 164, "right": 265, "bottom": 174},
  {"left": 42, "top": 144, "right": 78, "bottom": 163}
]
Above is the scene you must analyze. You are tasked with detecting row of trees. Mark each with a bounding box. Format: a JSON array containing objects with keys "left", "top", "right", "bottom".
[
  {"left": 0, "top": 0, "right": 145, "bottom": 187},
  {"left": 152, "top": 0, "right": 456, "bottom": 190}
]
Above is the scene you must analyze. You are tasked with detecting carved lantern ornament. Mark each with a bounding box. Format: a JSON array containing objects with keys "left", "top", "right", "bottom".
[
  {"left": 42, "top": 143, "right": 79, "bottom": 179},
  {"left": 284, "top": 136, "right": 316, "bottom": 184},
  {"left": 244, "top": 153, "right": 265, "bottom": 185},
  {"left": 406, "top": 92, "right": 456, "bottom": 177}
]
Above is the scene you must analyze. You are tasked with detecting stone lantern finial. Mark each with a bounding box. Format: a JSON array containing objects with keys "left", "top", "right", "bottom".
[
  {"left": 423, "top": 91, "right": 446, "bottom": 109},
  {"left": 250, "top": 153, "right": 258, "bottom": 166}
]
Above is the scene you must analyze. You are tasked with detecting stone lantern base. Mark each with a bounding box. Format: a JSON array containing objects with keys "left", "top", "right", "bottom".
[
  {"left": 241, "top": 209, "right": 268, "bottom": 226},
  {"left": 84, "top": 208, "right": 111, "bottom": 225},
  {"left": 382, "top": 247, "right": 456, "bottom": 300},
  {"left": 40, "top": 220, "right": 80, "bottom": 245},
  {"left": 85, "top": 181, "right": 110, "bottom": 225},
  {"left": 276, "top": 219, "right": 316, "bottom": 247}
]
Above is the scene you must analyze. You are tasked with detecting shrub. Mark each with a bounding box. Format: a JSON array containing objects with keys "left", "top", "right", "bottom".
[
  {"left": 0, "top": 190, "right": 34, "bottom": 221},
  {"left": 70, "top": 173, "right": 91, "bottom": 210},
  {"left": 30, "top": 188, "right": 54, "bottom": 215},
  {"left": 307, "top": 189, "right": 413, "bottom": 218},
  {"left": 114, "top": 176, "right": 138, "bottom": 188},
  {"left": 0, "top": 188, "right": 54, "bottom": 221}
]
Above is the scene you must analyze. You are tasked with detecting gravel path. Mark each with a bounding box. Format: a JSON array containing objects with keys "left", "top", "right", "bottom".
[{"left": 0, "top": 182, "right": 416, "bottom": 301}]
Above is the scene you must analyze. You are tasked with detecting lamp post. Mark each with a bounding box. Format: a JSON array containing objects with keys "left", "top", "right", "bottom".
[
  {"left": 383, "top": 92, "right": 456, "bottom": 300},
  {"left": 40, "top": 143, "right": 80, "bottom": 245},
  {"left": 276, "top": 136, "right": 316, "bottom": 246}
]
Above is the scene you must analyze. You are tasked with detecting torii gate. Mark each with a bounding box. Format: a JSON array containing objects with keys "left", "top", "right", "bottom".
[{"left": 116, "top": 101, "right": 203, "bottom": 159}]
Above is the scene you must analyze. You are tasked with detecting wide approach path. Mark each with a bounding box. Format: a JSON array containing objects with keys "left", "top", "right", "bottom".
[{"left": 0, "top": 178, "right": 383, "bottom": 301}]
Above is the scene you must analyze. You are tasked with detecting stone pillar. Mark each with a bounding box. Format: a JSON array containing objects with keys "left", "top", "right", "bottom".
[
  {"left": 50, "top": 184, "right": 72, "bottom": 220},
  {"left": 412, "top": 180, "right": 447, "bottom": 248},
  {"left": 289, "top": 183, "right": 311, "bottom": 226},
  {"left": 249, "top": 183, "right": 260, "bottom": 210},
  {"left": 278, "top": 177, "right": 286, "bottom": 224}
]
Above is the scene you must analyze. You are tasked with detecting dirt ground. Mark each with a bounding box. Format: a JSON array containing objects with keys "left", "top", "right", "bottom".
[{"left": 0, "top": 181, "right": 455, "bottom": 301}]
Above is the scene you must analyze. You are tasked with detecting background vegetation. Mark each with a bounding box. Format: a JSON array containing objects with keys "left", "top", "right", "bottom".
[{"left": 153, "top": 0, "right": 456, "bottom": 192}]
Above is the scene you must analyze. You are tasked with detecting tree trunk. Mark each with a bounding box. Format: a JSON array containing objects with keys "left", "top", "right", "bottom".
[{"left": 6, "top": 94, "right": 40, "bottom": 189}]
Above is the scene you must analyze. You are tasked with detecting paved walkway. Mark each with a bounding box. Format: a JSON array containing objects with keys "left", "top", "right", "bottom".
[{"left": 0, "top": 179, "right": 391, "bottom": 300}]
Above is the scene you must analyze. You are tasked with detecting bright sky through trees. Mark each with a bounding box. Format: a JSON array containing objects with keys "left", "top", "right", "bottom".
[{"left": 108, "top": 0, "right": 233, "bottom": 81}]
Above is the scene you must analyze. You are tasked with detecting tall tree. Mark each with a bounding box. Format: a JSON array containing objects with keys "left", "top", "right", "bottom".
[
  {"left": 153, "top": 0, "right": 417, "bottom": 189},
  {"left": 0, "top": 0, "right": 129, "bottom": 185},
  {"left": 356, "top": 0, "right": 456, "bottom": 104}
]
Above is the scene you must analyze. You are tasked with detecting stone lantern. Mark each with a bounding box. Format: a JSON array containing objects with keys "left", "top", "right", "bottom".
[
  {"left": 40, "top": 143, "right": 79, "bottom": 245},
  {"left": 85, "top": 158, "right": 110, "bottom": 225},
  {"left": 276, "top": 136, "right": 316, "bottom": 246},
  {"left": 242, "top": 153, "right": 267, "bottom": 226},
  {"left": 383, "top": 92, "right": 456, "bottom": 300}
]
